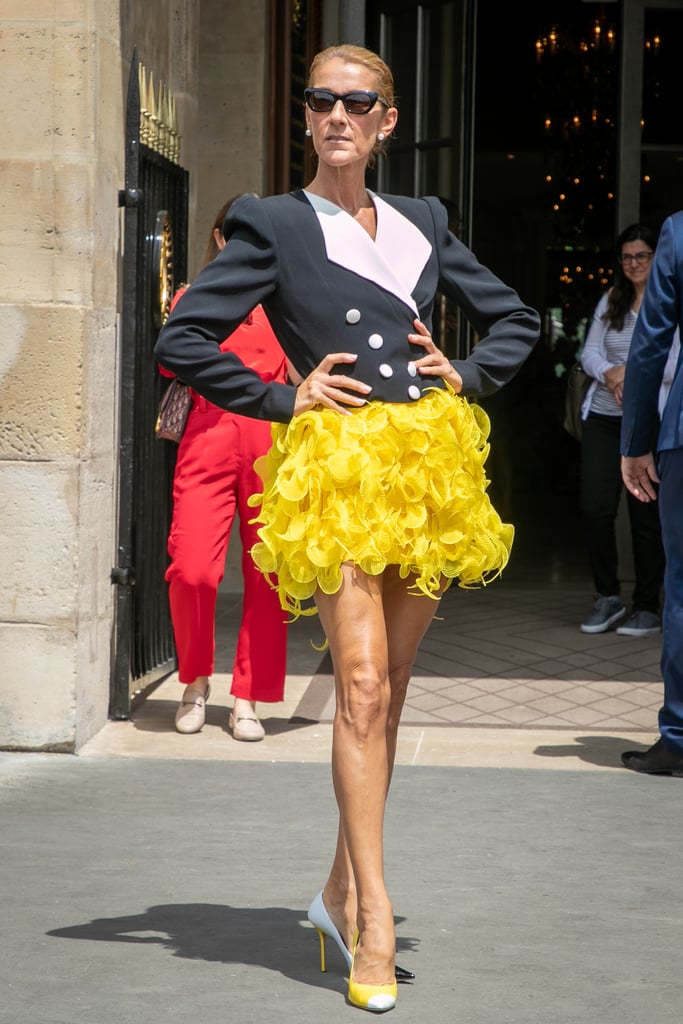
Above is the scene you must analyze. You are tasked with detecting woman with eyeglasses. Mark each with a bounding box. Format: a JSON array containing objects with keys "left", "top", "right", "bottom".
[
  {"left": 578, "top": 223, "right": 671, "bottom": 636},
  {"left": 155, "top": 44, "right": 539, "bottom": 1012}
]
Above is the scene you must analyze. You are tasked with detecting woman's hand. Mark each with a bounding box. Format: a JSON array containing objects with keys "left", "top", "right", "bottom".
[
  {"left": 293, "top": 353, "right": 372, "bottom": 416},
  {"left": 409, "top": 319, "right": 462, "bottom": 392},
  {"left": 604, "top": 363, "right": 626, "bottom": 404}
]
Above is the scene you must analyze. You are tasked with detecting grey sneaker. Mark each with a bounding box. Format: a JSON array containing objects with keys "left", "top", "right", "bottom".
[
  {"left": 580, "top": 595, "right": 626, "bottom": 634},
  {"left": 616, "top": 610, "right": 662, "bottom": 637}
]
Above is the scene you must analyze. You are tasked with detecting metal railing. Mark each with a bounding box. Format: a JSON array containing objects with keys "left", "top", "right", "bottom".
[{"left": 111, "top": 52, "right": 189, "bottom": 717}]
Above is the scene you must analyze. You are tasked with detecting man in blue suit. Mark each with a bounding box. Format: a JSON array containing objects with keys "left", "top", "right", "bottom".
[{"left": 620, "top": 211, "right": 683, "bottom": 776}]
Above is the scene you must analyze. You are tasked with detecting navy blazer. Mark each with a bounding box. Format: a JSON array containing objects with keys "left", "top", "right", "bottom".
[
  {"left": 622, "top": 211, "right": 683, "bottom": 456},
  {"left": 154, "top": 190, "right": 540, "bottom": 423}
]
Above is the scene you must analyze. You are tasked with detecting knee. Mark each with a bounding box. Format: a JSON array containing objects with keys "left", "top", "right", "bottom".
[{"left": 338, "top": 661, "right": 390, "bottom": 732}]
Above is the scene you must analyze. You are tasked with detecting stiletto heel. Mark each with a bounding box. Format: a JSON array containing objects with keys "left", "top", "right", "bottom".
[
  {"left": 315, "top": 926, "right": 327, "bottom": 972},
  {"left": 347, "top": 933, "right": 397, "bottom": 1013},
  {"left": 307, "top": 891, "right": 415, "bottom": 981}
]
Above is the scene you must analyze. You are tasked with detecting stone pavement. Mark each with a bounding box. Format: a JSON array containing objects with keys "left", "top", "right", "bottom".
[{"left": 1, "top": 752, "right": 682, "bottom": 1024}]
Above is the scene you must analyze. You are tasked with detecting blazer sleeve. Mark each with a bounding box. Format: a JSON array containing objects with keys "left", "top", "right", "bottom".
[
  {"left": 580, "top": 292, "right": 611, "bottom": 381},
  {"left": 158, "top": 285, "right": 190, "bottom": 380},
  {"left": 621, "top": 213, "right": 682, "bottom": 456},
  {"left": 423, "top": 197, "right": 540, "bottom": 396},
  {"left": 154, "top": 194, "right": 296, "bottom": 423}
]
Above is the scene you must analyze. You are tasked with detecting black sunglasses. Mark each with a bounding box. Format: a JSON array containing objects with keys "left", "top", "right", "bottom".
[{"left": 304, "top": 88, "right": 388, "bottom": 115}]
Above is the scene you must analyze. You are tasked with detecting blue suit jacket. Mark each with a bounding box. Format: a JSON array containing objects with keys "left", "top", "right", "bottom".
[
  {"left": 155, "top": 191, "right": 539, "bottom": 423},
  {"left": 621, "top": 211, "right": 683, "bottom": 456}
]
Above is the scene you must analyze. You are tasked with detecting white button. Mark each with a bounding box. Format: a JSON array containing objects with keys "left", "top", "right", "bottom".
[
  {"left": 379, "top": 364, "right": 393, "bottom": 378},
  {"left": 368, "top": 333, "right": 384, "bottom": 349},
  {"left": 346, "top": 308, "right": 361, "bottom": 324},
  {"left": 407, "top": 362, "right": 417, "bottom": 377},
  {"left": 408, "top": 385, "right": 421, "bottom": 400}
]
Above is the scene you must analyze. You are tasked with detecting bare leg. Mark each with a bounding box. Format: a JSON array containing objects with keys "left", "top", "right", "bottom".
[
  {"left": 316, "top": 566, "right": 443, "bottom": 983},
  {"left": 184, "top": 676, "right": 210, "bottom": 698},
  {"left": 232, "top": 696, "right": 258, "bottom": 718},
  {"left": 383, "top": 566, "right": 446, "bottom": 777}
]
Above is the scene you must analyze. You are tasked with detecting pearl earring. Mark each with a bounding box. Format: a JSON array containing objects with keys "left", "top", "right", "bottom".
[
  {"left": 305, "top": 128, "right": 312, "bottom": 137},
  {"left": 377, "top": 132, "right": 385, "bottom": 141}
]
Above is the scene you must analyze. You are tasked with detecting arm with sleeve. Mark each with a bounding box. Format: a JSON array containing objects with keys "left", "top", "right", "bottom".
[
  {"left": 621, "top": 214, "right": 682, "bottom": 456},
  {"left": 154, "top": 196, "right": 296, "bottom": 423},
  {"left": 580, "top": 292, "right": 611, "bottom": 382}
]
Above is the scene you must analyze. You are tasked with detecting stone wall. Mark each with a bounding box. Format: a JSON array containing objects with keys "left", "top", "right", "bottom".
[
  {"left": 196, "top": 0, "right": 270, "bottom": 594},
  {"left": 194, "top": 0, "right": 268, "bottom": 276},
  {"left": 0, "top": 1, "right": 201, "bottom": 750},
  {"left": 0, "top": 0, "right": 320, "bottom": 749},
  {"left": 0, "top": 2, "right": 122, "bottom": 749}
]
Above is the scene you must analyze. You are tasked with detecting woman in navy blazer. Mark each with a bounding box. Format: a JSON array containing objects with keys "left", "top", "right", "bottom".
[{"left": 156, "top": 44, "right": 539, "bottom": 1011}]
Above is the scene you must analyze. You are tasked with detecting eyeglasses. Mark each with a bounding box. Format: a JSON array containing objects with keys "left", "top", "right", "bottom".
[
  {"left": 304, "top": 88, "right": 388, "bottom": 115},
  {"left": 619, "top": 251, "right": 654, "bottom": 266}
]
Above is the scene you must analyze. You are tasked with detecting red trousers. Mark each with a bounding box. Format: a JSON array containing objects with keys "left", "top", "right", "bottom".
[{"left": 165, "top": 398, "right": 287, "bottom": 700}]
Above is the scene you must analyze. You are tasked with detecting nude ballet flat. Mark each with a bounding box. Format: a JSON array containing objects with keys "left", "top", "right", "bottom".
[
  {"left": 347, "top": 933, "right": 397, "bottom": 1013},
  {"left": 174, "top": 684, "right": 210, "bottom": 734},
  {"left": 307, "top": 891, "right": 414, "bottom": 982},
  {"left": 228, "top": 711, "right": 265, "bottom": 742}
]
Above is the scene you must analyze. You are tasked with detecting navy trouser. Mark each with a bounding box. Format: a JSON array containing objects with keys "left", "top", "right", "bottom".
[
  {"left": 657, "top": 448, "right": 683, "bottom": 754},
  {"left": 580, "top": 413, "right": 664, "bottom": 611}
]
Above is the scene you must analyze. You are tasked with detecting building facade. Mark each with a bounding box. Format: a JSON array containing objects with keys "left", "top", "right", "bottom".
[{"left": 1, "top": 0, "right": 681, "bottom": 750}]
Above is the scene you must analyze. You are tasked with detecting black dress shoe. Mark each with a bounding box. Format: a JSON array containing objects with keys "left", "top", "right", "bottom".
[{"left": 621, "top": 737, "right": 683, "bottom": 776}]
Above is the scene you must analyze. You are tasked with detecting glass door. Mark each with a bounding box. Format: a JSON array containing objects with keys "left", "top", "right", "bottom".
[
  {"left": 369, "top": 0, "right": 473, "bottom": 356},
  {"left": 639, "top": 5, "right": 683, "bottom": 229}
]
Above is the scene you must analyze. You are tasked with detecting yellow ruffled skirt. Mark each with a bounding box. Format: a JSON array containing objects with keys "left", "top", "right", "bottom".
[{"left": 247, "top": 386, "right": 513, "bottom": 618}]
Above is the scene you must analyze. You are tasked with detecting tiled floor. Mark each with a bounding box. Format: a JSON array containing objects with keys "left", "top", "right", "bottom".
[
  {"left": 80, "top": 489, "right": 663, "bottom": 769},
  {"left": 292, "top": 485, "right": 662, "bottom": 735},
  {"left": 294, "top": 585, "right": 661, "bottom": 733}
]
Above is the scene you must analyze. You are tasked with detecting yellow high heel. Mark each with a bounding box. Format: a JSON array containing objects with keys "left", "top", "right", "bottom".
[
  {"left": 347, "top": 933, "right": 397, "bottom": 1013},
  {"left": 314, "top": 923, "right": 328, "bottom": 972}
]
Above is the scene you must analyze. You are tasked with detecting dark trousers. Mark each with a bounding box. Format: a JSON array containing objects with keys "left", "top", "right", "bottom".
[
  {"left": 580, "top": 413, "right": 664, "bottom": 611},
  {"left": 658, "top": 449, "right": 683, "bottom": 752}
]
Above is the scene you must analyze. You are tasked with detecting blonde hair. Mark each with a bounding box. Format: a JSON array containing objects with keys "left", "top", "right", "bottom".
[
  {"left": 307, "top": 45, "right": 396, "bottom": 169},
  {"left": 308, "top": 44, "right": 396, "bottom": 108}
]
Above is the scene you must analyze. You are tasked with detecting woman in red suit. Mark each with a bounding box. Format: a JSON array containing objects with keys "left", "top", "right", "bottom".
[{"left": 163, "top": 199, "right": 289, "bottom": 740}]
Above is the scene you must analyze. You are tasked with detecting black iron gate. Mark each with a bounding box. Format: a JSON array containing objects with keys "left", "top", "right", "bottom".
[{"left": 111, "top": 53, "right": 189, "bottom": 718}]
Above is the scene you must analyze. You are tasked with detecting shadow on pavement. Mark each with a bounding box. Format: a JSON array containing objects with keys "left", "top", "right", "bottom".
[
  {"left": 46, "top": 903, "right": 417, "bottom": 984},
  {"left": 533, "top": 734, "right": 652, "bottom": 769}
]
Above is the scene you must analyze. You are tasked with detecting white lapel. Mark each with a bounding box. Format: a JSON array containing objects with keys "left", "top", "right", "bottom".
[{"left": 303, "top": 191, "right": 431, "bottom": 316}]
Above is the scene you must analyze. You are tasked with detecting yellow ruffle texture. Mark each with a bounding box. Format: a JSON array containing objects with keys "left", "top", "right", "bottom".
[{"left": 247, "top": 387, "right": 513, "bottom": 617}]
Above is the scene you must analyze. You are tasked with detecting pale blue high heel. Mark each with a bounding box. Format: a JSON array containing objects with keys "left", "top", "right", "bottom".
[
  {"left": 308, "top": 890, "right": 351, "bottom": 972},
  {"left": 307, "top": 891, "right": 414, "bottom": 981}
]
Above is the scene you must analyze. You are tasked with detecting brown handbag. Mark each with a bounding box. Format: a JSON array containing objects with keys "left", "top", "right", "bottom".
[
  {"left": 155, "top": 377, "right": 192, "bottom": 442},
  {"left": 562, "top": 362, "right": 590, "bottom": 442}
]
